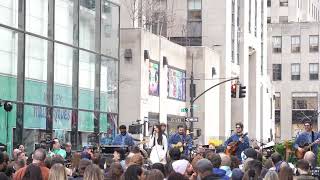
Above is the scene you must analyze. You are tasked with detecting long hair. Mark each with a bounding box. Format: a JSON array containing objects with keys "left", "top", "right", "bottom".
[
  {"left": 22, "top": 164, "right": 43, "bottom": 180},
  {"left": 124, "top": 164, "right": 143, "bottom": 180},
  {"left": 151, "top": 125, "right": 163, "bottom": 145},
  {"left": 83, "top": 164, "right": 104, "bottom": 180},
  {"left": 48, "top": 164, "right": 67, "bottom": 180}
]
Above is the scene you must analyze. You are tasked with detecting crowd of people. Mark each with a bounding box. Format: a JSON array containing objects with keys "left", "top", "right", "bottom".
[{"left": 0, "top": 121, "right": 318, "bottom": 180}]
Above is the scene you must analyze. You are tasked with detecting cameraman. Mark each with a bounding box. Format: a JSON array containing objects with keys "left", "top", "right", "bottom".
[{"left": 49, "top": 138, "right": 66, "bottom": 159}]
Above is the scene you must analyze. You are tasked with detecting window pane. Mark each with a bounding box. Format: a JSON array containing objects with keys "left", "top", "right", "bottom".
[
  {"left": 79, "top": 0, "right": 96, "bottom": 51},
  {"left": 79, "top": 50, "right": 95, "bottom": 110},
  {"left": 188, "top": 0, "right": 201, "bottom": 10},
  {"left": 53, "top": 108, "right": 71, "bottom": 130},
  {"left": 0, "top": 27, "right": 18, "bottom": 101},
  {"left": 78, "top": 111, "right": 94, "bottom": 132},
  {"left": 24, "top": 105, "right": 46, "bottom": 129},
  {"left": 25, "top": 35, "right": 48, "bottom": 104},
  {"left": 187, "top": 21, "right": 202, "bottom": 37},
  {"left": 54, "top": 43, "right": 73, "bottom": 108},
  {"left": 55, "top": 0, "right": 74, "bottom": 45},
  {"left": 101, "top": 1, "right": 119, "bottom": 58},
  {"left": 0, "top": 103, "right": 16, "bottom": 154},
  {"left": 101, "top": 57, "right": 118, "bottom": 113},
  {"left": 0, "top": 0, "right": 18, "bottom": 28},
  {"left": 100, "top": 113, "right": 117, "bottom": 145},
  {"left": 26, "top": 0, "right": 48, "bottom": 37}
]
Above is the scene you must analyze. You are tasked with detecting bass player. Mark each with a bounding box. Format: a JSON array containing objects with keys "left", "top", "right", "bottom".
[
  {"left": 293, "top": 120, "right": 320, "bottom": 161},
  {"left": 224, "top": 122, "right": 250, "bottom": 160}
]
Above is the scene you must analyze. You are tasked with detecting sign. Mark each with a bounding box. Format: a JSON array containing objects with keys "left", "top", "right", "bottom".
[
  {"left": 185, "top": 117, "right": 198, "bottom": 122},
  {"left": 181, "top": 108, "right": 188, "bottom": 112}
]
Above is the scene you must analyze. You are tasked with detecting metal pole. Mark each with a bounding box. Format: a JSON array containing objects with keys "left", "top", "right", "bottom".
[{"left": 190, "top": 54, "right": 194, "bottom": 135}]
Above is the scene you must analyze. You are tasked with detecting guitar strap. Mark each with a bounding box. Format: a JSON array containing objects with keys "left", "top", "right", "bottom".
[{"left": 311, "top": 131, "right": 315, "bottom": 151}]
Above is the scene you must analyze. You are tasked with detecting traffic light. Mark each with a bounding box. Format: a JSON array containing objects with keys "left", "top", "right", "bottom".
[
  {"left": 231, "top": 84, "right": 237, "bottom": 98},
  {"left": 239, "top": 84, "right": 246, "bottom": 98}
]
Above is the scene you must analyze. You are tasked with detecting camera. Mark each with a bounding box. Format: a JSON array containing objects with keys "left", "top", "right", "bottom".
[{"left": 35, "top": 138, "right": 53, "bottom": 151}]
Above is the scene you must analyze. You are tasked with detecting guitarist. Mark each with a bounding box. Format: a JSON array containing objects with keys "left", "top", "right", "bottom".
[
  {"left": 224, "top": 122, "right": 249, "bottom": 160},
  {"left": 293, "top": 120, "right": 320, "bottom": 160},
  {"left": 168, "top": 125, "right": 193, "bottom": 156}
]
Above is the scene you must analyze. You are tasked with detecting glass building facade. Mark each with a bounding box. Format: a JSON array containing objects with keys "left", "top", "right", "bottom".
[{"left": 0, "top": 0, "right": 119, "bottom": 153}]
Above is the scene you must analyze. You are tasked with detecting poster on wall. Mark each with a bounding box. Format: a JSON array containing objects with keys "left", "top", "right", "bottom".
[
  {"left": 168, "top": 67, "right": 186, "bottom": 101},
  {"left": 149, "top": 61, "right": 159, "bottom": 96}
]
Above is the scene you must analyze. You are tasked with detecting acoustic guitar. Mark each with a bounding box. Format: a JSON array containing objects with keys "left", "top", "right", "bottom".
[
  {"left": 295, "top": 139, "right": 320, "bottom": 159},
  {"left": 225, "top": 132, "right": 248, "bottom": 156}
]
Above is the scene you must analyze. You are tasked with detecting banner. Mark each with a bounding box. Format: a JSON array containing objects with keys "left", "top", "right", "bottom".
[
  {"left": 149, "top": 61, "right": 159, "bottom": 96},
  {"left": 168, "top": 67, "right": 186, "bottom": 101}
]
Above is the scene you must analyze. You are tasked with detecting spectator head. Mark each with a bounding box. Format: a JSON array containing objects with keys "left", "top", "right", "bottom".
[
  {"left": 0, "top": 172, "right": 9, "bottom": 180},
  {"left": 13, "top": 149, "right": 21, "bottom": 160},
  {"left": 160, "top": 123, "right": 167, "bottom": 132},
  {"left": 129, "top": 154, "right": 143, "bottom": 166},
  {"left": 264, "top": 159, "right": 274, "bottom": 169},
  {"left": 22, "top": 163, "right": 42, "bottom": 180},
  {"left": 244, "top": 160, "right": 263, "bottom": 178},
  {"left": 271, "top": 152, "right": 282, "bottom": 165},
  {"left": 231, "top": 168, "right": 244, "bottom": 180},
  {"left": 0, "top": 152, "right": 5, "bottom": 171},
  {"left": 244, "top": 148, "right": 257, "bottom": 159},
  {"left": 108, "top": 162, "right": 123, "bottom": 178},
  {"left": 195, "top": 159, "right": 213, "bottom": 179},
  {"left": 32, "top": 148, "right": 46, "bottom": 163},
  {"left": 44, "top": 157, "right": 52, "bottom": 169},
  {"left": 296, "top": 159, "right": 310, "bottom": 174},
  {"left": 304, "top": 151, "right": 316, "bottom": 168},
  {"left": 83, "top": 164, "right": 104, "bottom": 180},
  {"left": 113, "top": 148, "right": 126, "bottom": 161},
  {"left": 230, "top": 155, "right": 240, "bottom": 169},
  {"left": 206, "top": 152, "right": 221, "bottom": 168},
  {"left": 71, "top": 152, "right": 81, "bottom": 169},
  {"left": 19, "top": 144, "right": 25, "bottom": 152},
  {"left": 146, "top": 169, "right": 164, "bottom": 180},
  {"left": 124, "top": 164, "right": 144, "bottom": 180},
  {"left": 172, "top": 159, "right": 191, "bottom": 175},
  {"left": 264, "top": 170, "right": 279, "bottom": 180},
  {"left": 169, "top": 148, "right": 181, "bottom": 161},
  {"left": 79, "top": 159, "right": 92, "bottom": 176},
  {"left": 65, "top": 142, "right": 72, "bottom": 152},
  {"left": 151, "top": 163, "right": 166, "bottom": 177},
  {"left": 119, "top": 125, "right": 127, "bottom": 135},
  {"left": 279, "top": 166, "right": 293, "bottom": 180},
  {"left": 220, "top": 153, "right": 231, "bottom": 167},
  {"left": 191, "top": 154, "right": 203, "bottom": 171},
  {"left": 167, "top": 172, "right": 188, "bottom": 180},
  {"left": 49, "top": 163, "right": 67, "bottom": 180},
  {"left": 51, "top": 155, "right": 64, "bottom": 166}
]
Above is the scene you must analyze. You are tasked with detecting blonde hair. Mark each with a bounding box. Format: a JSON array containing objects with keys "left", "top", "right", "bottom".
[
  {"left": 48, "top": 164, "right": 67, "bottom": 180},
  {"left": 84, "top": 164, "right": 104, "bottom": 180}
]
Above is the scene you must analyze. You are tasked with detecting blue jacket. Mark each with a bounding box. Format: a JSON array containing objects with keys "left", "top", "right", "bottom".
[
  {"left": 224, "top": 133, "right": 250, "bottom": 160},
  {"left": 168, "top": 133, "right": 193, "bottom": 155},
  {"left": 294, "top": 131, "right": 320, "bottom": 157},
  {"left": 212, "top": 168, "right": 230, "bottom": 180},
  {"left": 112, "top": 133, "right": 135, "bottom": 146}
]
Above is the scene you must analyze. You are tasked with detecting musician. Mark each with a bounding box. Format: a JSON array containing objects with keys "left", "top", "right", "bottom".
[
  {"left": 293, "top": 120, "right": 320, "bottom": 160},
  {"left": 112, "top": 125, "right": 135, "bottom": 147},
  {"left": 149, "top": 124, "right": 168, "bottom": 164},
  {"left": 224, "top": 122, "right": 249, "bottom": 160},
  {"left": 168, "top": 125, "right": 192, "bottom": 156}
]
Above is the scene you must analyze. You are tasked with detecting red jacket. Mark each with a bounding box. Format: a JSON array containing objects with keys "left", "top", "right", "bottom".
[{"left": 13, "top": 163, "right": 49, "bottom": 180}]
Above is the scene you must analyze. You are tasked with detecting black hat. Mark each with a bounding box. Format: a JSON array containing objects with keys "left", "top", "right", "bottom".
[{"left": 244, "top": 148, "right": 257, "bottom": 159}]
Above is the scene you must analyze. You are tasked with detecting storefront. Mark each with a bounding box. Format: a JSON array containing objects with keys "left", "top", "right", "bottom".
[{"left": 0, "top": 0, "right": 120, "bottom": 154}]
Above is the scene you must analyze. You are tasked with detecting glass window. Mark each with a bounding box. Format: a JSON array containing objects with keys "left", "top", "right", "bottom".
[
  {"left": 26, "top": 0, "right": 48, "bottom": 37},
  {"left": 55, "top": 0, "right": 74, "bottom": 45},
  {"left": 188, "top": 0, "right": 201, "bottom": 10},
  {"left": 100, "top": 57, "right": 118, "bottom": 113},
  {"left": 79, "top": 0, "right": 96, "bottom": 51},
  {"left": 309, "top": 35, "right": 319, "bottom": 52},
  {"left": 53, "top": 108, "right": 71, "bottom": 131},
  {"left": 24, "top": 105, "right": 46, "bottom": 129},
  {"left": 267, "top": 17, "right": 271, "bottom": 23},
  {"left": 0, "top": 0, "right": 19, "bottom": 28},
  {"left": 292, "top": 96, "right": 318, "bottom": 110},
  {"left": 272, "top": 64, "right": 282, "bottom": 81},
  {"left": 267, "top": 0, "right": 271, "bottom": 7},
  {"left": 279, "top": 16, "right": 288, "bottom": 23},
  {"left": 25, "top": 35, "right": 48, "bottom": 104},
  {"left": 279, "top": 0, "right": 288, "bottom": 6},
  {"left": 79, "top": 50, "right": 95, "bottom": 110},
  {"left": 0, "top": 103, "right": 16, "bottom": 154},
  {"left": 101, "top": 1, "right": 119, "bottom": 58},
  {"left": 100, "top": 113, "right": 117, "bottom": 144},
  {"left": 188, "top": 10, "right": 202, "bottom": 21},
  {"left": 275, "top": 94, "right": 281, "bottom": 110},
  {"left": 187, "top": 21, "right": 202, "bottom": 37},
  {"left": 54, "top": 43, "right": 73, "bottom": 108},
  {"left": 78, "top": 111, "right": 94, "bottom": 132},
  {"left": 309, "top": 63, "right": 319, "bottom": 80},
  {"left": 291, "top": 63, "right": 300, "bottom": 80},
  {"left": 291, "top": 36, "right": 300, "bottom": 53},
  {"left": 0, "top": 27, "right": 18, "bottom": 101},
  {"left": 272, "top": 36, "right": 282, "bottom": 53}
]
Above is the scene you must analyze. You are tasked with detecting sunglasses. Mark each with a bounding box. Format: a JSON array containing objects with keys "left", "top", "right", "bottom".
[{"left": 236, "top": 126, "right": 242, "bottom": 129}]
